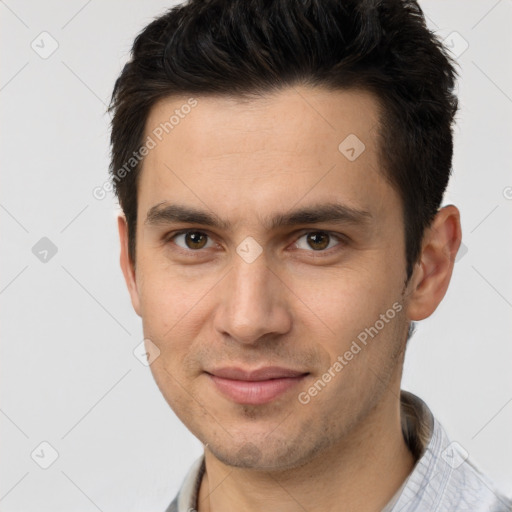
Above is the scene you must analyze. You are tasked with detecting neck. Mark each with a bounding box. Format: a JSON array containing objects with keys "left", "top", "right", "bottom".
[{"left": 197, "top": 389, "right": 415, "bottom": 512}]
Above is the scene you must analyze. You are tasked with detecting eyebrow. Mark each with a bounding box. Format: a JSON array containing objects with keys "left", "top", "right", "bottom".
[{"left": 145, "top": 201, "right": 372, "bottom": 231}]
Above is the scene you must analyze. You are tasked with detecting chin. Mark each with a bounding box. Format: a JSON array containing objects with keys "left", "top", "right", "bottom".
[{"left": 205, "top": 430, "right": 332, "bottom": 472}]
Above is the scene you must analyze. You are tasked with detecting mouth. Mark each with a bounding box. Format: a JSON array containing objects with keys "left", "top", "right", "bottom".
[{"left": 205, "top": 366, "right": 310, "bottom": 405}]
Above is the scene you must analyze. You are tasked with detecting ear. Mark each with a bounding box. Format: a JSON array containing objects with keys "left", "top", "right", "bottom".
[
  {"left": 405, "top": 204, "right": 462, "bottom": 321},
  {"left": 117, "top": 213, "right": 141, "bottom": 317}
]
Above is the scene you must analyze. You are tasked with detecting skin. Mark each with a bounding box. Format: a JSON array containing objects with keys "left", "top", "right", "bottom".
[{"left": 118, "top": 86, "right": 462, "bottom": 512}]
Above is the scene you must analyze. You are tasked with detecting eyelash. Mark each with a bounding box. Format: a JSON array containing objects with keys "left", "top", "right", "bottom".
[{"left": 163, "top": 229, "right": 347, "bottom": 258}]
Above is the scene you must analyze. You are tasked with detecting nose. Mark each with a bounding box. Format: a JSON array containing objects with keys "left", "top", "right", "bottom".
[{"left": 213, "top": 251, "right": 292, "bottom": 345}]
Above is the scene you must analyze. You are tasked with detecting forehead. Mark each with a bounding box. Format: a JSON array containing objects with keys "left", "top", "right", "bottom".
[
  {"left": 137, "top": 86, "right": 397, "bottom": 229},
  {"left": 143, "top": 86, "right": 381, "bottom": 159}
]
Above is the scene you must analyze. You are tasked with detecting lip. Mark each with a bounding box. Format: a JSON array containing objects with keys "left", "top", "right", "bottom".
[
  {"left": 206, "top": 366, "right": 309, "bottom": 405},
  {"left": 208, "top": 366, "right": 307, "bottom": 381}
]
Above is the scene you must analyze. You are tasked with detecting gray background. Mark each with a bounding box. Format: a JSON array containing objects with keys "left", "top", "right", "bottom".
[{"left": 1, "top": 1, "right": 511, "bottom": 510}]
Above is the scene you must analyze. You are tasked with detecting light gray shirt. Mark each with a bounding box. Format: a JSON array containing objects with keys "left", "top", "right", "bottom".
[{"left": 165, "top": 391, "right": 512, "bottom": 511}]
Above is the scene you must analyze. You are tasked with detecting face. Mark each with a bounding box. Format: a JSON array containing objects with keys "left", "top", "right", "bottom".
[{"left": 120, "top": 86, "right": 421, "bottom": 470}]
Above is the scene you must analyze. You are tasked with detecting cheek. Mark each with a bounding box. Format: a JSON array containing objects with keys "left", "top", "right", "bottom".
[
  {"left": 137, "top": 264, "right": 219, "bottom": 354},
  {"left": 137, "top": 252, "right": 185, "bottom": 311},
  {"left": 139, "top": 278, "right": 178, "bottom": 338},
  {"left": 287, "top": 263, "right": 405, "bottom": 366}
]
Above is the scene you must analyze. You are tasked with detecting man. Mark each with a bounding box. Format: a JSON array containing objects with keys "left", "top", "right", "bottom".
[{"left": 108, "top": 0, "right": 511, "bottom": 510}]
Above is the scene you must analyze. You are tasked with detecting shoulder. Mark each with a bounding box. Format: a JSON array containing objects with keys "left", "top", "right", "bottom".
[
  {"left": 395, "top": 393, "right": 512, "bottom": 511},
  {"left": 437, "top": 449, "right": 512, "bottom": 511}
]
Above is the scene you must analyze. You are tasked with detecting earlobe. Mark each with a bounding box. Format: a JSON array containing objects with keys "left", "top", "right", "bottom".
[
  {"left": 117, "top": 213, "right": 142, "bottom": 317},
  {"left": 405, "top": 205, "right": 462, "bottom": 322}
]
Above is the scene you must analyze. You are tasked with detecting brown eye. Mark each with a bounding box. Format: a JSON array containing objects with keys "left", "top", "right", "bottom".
[
  {"left": 295, "top": 231, "right": 342, "bottom": 252},
  {"left": 306, "top": 232, "right": 330, "bottom": 250},
  {"left": 185, "top": 232, "right": 208, "bottom": 249},
  {"left": 173, "top": 231, "right": 212, "bottom": 251}
]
